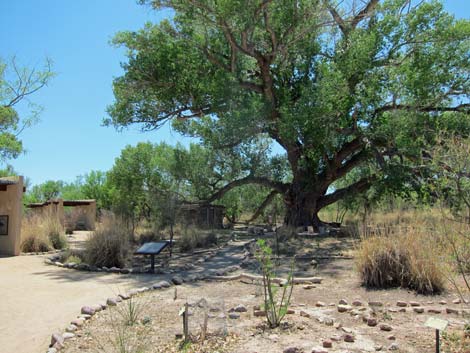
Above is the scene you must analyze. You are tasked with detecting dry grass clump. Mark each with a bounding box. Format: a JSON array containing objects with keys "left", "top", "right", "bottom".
[
  {"left": 179, "top": 226, "right": 217, "bottom": 252},
  {"left": 21, "top": 214, "right": 67, "bottom": 252},
  {"left": 356, "top": 226, "right": 446, "bottom": 294},
  {"left": 85, "top": 215, "right": 131, "bottom": 268}
]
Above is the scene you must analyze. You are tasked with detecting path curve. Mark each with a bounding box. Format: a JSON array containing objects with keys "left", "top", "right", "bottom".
[{"left": 0, "top": 255, "right": 159, "bottom": 353}]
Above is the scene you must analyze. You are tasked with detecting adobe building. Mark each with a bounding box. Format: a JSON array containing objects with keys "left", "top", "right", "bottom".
[
  {"left": 27, "top": 199, "right": 65, "bottom": 229},
  {"left": 27, "top": 199, "right": 96, "bottom": 231},
  {"left": 0, "top": 176, "right": 24, "bottom": 256}
]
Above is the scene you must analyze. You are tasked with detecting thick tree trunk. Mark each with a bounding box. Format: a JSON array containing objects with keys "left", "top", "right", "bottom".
[{"left": 283, "top": 179, "right": 324, "bottom": 230}]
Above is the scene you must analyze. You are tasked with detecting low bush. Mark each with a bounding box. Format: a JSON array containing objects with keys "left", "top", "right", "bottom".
[
  {"left": 85, "top": 215, "right": 131, "bottom": 268},
  {"left": 21, "top": 214, "right": 67, "bottom": 252},
  {"left": 44, "top": 216, "right": 67, "bottom": 250},
  {"left": 356, "top": 227, "right": 445, "bottom": 294},
  {"left": 179, "top": 227, "right": 217, "bottom": 252}
]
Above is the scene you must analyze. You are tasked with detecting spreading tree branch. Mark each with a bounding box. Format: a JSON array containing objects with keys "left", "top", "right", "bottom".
[
  {"left": 317, "top": 176, "right": 375, "bottom": 209},
  {"left": 204, "top": 175, "right": 287, "bottom": 204},
  {"left": 246, "top": 190, "right": 279, "bottom": 223}
]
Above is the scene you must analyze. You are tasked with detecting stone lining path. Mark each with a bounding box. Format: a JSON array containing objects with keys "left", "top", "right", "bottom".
[{"left": 0, "top": 239, "right": 251, "bottom": 353}]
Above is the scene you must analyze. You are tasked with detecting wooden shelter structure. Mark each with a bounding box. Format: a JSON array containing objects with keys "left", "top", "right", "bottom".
[{"left": 179, "top": 204, "right": 225, "bottom": 229}]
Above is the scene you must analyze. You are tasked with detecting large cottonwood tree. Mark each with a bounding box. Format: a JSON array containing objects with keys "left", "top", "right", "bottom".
[{"left": 107, "top": 0, "right": 470, "bottom": 227}]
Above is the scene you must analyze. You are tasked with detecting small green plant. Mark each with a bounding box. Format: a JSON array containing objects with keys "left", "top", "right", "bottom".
[
  {"left": 255, "top": 239, "right": 294, "bottom": 328},
  {"left": 117, "top": 297, "right": 143, "bottom": 326}
]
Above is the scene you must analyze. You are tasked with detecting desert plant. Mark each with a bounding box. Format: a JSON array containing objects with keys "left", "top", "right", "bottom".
[
  {"left": 44, "top": 215, "right": 67, "bottom": 249},
  {"left": 94, "top": 297, "right": 152, "bottom": 353},
  {"left": 21, "top": 214, "right": 67, "bottom": 252},
  {"left": 85, "top": 215, "right": 131, "bottom": 268},
  {"left": 255, "top": 239, "right": 294, "bottom": 328},
  {"left": 179, "top": 227, "right": 217, "bottom": 252},
  {"left": 356, "top": 226, "right": 445, "bottom": 294}
]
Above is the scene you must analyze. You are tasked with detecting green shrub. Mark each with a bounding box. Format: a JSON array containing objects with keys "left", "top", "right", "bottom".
[{"left": 85, "top": 215, "right": 131, "bottom": 268}]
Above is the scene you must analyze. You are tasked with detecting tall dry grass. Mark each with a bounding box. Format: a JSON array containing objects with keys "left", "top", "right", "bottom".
[
  {"left": 179, "top": 226, "right": 217, "bottom": 252},
  {"left": 85, "top": 215, "right": 131, "bottom": 268},
  {"left": 355, "top": 210, "right": 447, "bottom": 294},
  {"left": 21, "top": 214, "right": 67, "bottom": 252}
]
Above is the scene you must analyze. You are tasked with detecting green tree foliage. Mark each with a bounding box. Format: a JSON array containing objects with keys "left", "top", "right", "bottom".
[
  {"left": 107, "top": 0, "right": 470, "bottom": 228},
  {"left": 0, "top": 57, "right": 54, "bottom": 164}
]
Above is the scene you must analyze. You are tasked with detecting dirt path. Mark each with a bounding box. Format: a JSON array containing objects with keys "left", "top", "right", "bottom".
[{"left": 0, "top": 239, "right": 251, "bottom": 353}]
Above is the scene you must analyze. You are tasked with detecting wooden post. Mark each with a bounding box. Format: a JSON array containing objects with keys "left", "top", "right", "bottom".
[
  {"left": 150, "top": 254, "right": 155, "bottom": 273},
  {"left": 436, "top": 329, "right": 440, "bottom": 353},
  {"left": 183, "top": 302, "right": 189, "bottom": 342}
]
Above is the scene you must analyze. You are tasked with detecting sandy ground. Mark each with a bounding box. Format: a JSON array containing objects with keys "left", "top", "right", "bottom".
[
  {"left": 0, "top": 236, "right": 248, "bottom": 353},
  {"left": 0, "top": 254, "right": 160, "bottom": 353}
]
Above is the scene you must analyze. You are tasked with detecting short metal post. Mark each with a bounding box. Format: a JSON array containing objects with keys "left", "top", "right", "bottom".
[
  {"left": 436, "top": 329, "right": 440, "bottom": 353},
  {"left": 150, "top": 254, "right": 155, "bottom": 273}
]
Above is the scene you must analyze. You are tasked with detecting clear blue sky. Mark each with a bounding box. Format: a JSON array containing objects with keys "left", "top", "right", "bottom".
[{"left": 1, "top": 1, "right": 469, "bottom": 187}]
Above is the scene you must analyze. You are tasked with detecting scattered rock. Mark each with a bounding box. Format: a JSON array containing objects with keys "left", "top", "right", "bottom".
[
  {"left": 322, "top": 339, "right": 333, "bottom": 348},
  {"left": 453, "top": 298, "right": 462, "bottom": 304},
  {"left": 70, "top": 318, "right": 84, "bottom": 327},
  {"left": 283, "top": 347, "right": 303, "bottom": 353},
  {"left": 369, "top": 301, "right": 383, "bottom": 307},
  {"left": 380, "top": 324, "right": 393, "bottom": 331},
  {"left": 47, "top": 348, "right": 57, "bottom": 353},
  {"left": 287, "top": 308, "right": 295, "bottom": 314},
  {"left": 388, "top": 343, "right": 399, "bottom": 351},
  {"left": 446, "top": 307, "right": 459, "bottom": 314},
  {"left": 439, "top": 300, "right": 447, "bottom": 305},
  {"left": 367, "top": 318, "right": 378, "bottom": 327},
  {"left": 232, "top": 304, "right": 247, "bottom": 313},
  {"left": 338, "top": 304, "right": 352, "bottom": 313},
  {"left": 158, "top": 280, "right": 171, "bottom": 288},
  {"left": 63, "top": 332, "right": 75, "bottom": 340},
  {"left": 396, "top": 301, "right": 407, "bottom": 307},
  {"left": 428, "top": 308, "right": 442, "bottom": 314},
  {"left": 344, "top": 334, "right": 355, "bottom": 342},
  {"left": 106, "top": 298, "right": 117, "bottom": 306},
  {"left": 254, "top": 310, "right": 266, "bottom": 317},
  {"left": 118, "top": 293, "right": 130, "bottom": 300},
  {"left": 352, "top": 300, "right": 363, "bottom": 306},
  {"left": 228, "top": 312, "right": 240, "bottom": 319},
  {"left": 398, "top": 308, "right": 407, "bottom": 313},
  {"left": 81, "top": 306, "right": 95, "bottom": 316},
  {"left": 303, "top": 284, "right": 316, "bottom": 290},
  {"left": 79, "top": 314, "right": 92, "bottom": 320},
  {"left": 339, "top": 299, "right": 348, "bottom": 305},
  {"left": 171, "top": 276, "right": 184, "bottom": 285},
  {"left": 375, "top": 344, "right": 384, "bottom": 351},
  {"left": 110, "top": 267, "right": 120, "bottom": 273},
  {"left": 413, "top": 307, "right": 424, "bottom": 314},
  {"left": 388, "top": 335, "right": 396, "bottom": 340},
  {"left": 300, "top": 310, "right": 311, "bottom": 318},
  {"left": 311, "top": 277, "right": 323, "bottom": 284},
  {"left": 409, "top": 301, "right": 421, "bottom": 307},
  {"left": 330, "top": 334, "right": 342, "bottom": 342},
  {"left": 316, "top": 301, "right": 326, "bottom": 307},
  {"left": 94, "top": 303, "right": 105, "bottom": 311},
  {"left": 65, "top": 325, "right": 77, "bottom": 333},
  {"left": 51, "top": 333, "right": 64, "bottom": 347}
]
